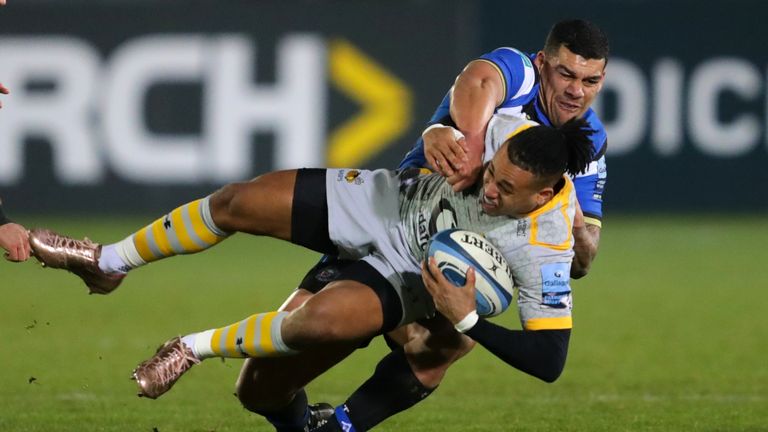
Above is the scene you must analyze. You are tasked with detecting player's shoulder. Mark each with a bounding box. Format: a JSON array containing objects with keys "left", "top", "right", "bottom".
[
  {"left": 484, "top": 114, "right": 540, "bottom": 161},
  {"left": 526, "top": 177, "right": 575, "bottom": 248},
  {"left": 582, "top": 108, "right": 608, "bottom": 156},
  {"left": 479, "top": 47, "right": 534, "bottom": 66},
  {"left": 477, "top": 47, "right": 538, "bottom": 107},
  {"left": 488, "top": 113, "right": 540, "bottom": 138}
]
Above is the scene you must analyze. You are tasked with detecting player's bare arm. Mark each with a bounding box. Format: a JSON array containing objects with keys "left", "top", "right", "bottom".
[
  {"left": 424, "top": 60, "right": 504, "bottom": 192},
  {"left": 571, "top": 200, "right": 601, "bottom": 278}
]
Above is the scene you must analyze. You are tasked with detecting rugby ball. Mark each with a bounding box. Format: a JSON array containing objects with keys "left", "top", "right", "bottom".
[{"left": 427, "top": 229, "right": 514, "bottom": 317}]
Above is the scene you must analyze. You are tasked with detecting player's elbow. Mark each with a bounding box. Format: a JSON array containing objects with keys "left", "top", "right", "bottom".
[
  {"left": 537, "top": 364, "right": 565, "bottom": 383},
  {"left": 570, "top": 264, "right": 590, "bottom": 279}
]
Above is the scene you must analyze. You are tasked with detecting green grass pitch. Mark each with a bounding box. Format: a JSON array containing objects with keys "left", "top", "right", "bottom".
[{"left": 2, "top": 215, "right": 767, "bottom": 431}]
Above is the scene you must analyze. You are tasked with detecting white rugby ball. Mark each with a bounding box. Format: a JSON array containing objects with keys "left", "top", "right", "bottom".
[{"left": 427, "top": 229, "right": 514, "bottom": 317}]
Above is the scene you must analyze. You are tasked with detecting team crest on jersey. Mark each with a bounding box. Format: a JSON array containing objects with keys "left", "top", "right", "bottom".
[{"left": 337, "top": 169, "right": 364, "bottom": 185}]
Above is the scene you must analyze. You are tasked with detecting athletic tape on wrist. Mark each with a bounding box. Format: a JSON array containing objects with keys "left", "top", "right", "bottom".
[
  {"left": 454, "top": 310, "right": 479, "bottom": 333},
  {"left": 421, "top": 123, "right": 445, "bottom": 137}
]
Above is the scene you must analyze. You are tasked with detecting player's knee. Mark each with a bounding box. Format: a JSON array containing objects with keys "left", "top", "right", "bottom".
[
  {"left": 209, "top": 182, "right": 247, "bottom": 231},
  {"left": 282, "top": 303, "right": 348, "bottom": 348},
  {"left": 235, "top": 374, "right": 295, "bottom": 412}
]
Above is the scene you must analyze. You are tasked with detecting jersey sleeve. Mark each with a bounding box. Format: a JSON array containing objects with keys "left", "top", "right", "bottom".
[
  {"left": 512, "top": 248, "right": 574, "bottom": 331},
  {"left": 573, "top": 154, "right": 606, "bottom": 226},
  {"left": 572, "top": 110, "right": 608, "bottom": 226},
  {"left": 477, "top": 47, "right": 537, "bottom": 106},
  {"left": 505, "top": 183, "right": 576, "bottom": 331}
]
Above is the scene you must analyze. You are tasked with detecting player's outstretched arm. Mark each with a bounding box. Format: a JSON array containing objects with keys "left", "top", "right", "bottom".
[
  {"left": 422, "top": 258, "right": 570, "bottom": 382},
  {"left": 571, "top": 200, "right": 601, "bottom": 279},
  {"left": 424, "top": 61, "right": 504, "bottom": 192}
]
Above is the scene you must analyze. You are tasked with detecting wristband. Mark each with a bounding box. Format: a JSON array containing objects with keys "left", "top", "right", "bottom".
[
  {"left": 422, "top": 123, "right": 466, "bottom": 143},
  {"left": 454, "top": 310, "right": 479, "bottom": 333},
  {"left": 421, "top": 123, "right": 445, "bottom": 137}
]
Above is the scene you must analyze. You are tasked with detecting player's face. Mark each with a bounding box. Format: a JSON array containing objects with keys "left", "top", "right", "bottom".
[
  {"left": 480, "top": 145, "right": 553, "bottom": 218},
  {"left": 534, "top": 45, "right": 606, "bottom": 127}
]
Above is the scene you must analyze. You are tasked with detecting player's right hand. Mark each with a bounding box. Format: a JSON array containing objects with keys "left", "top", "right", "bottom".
[
  {"left": 423, "top": 125, "right": 469, "bottom": 178},
  {"left": 0, "top": 223, "right": 31, "bottom": 262}
]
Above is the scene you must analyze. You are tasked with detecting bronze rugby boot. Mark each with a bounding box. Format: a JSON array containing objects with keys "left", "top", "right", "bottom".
[
  {"left": 28, "top": 228, "right": 125, "bottom": 294},
  {"left": 131, "top": 337, "right": 200, "bottom": 399}
]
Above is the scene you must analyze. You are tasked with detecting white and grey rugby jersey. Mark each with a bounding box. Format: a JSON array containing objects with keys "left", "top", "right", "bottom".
[{"left": 397, "top": 168, "right": 577, "bottom": 331}]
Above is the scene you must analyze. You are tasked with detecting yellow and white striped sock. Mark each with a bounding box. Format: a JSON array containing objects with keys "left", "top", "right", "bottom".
[
  {"left": 106, "top": 196, "right": 229, "bottom": 272},
  {"left": 183, "top": 311, "right": 296, "bottom": 360}
]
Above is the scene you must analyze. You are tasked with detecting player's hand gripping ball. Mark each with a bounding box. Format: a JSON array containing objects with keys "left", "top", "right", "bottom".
[{"left": 427, "top": 229, "right": 513, "bottom": 316}]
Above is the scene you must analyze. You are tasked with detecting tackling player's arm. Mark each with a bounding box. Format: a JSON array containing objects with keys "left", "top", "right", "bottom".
[
  {"left": 423, "top": 60, "right": 504, "bottom": 191},
  {"left": 571, "top": 201, "right": 601, "bottom": 279},
  {"left": 422, "top": 259, "right": 569, "bottom": 383}
]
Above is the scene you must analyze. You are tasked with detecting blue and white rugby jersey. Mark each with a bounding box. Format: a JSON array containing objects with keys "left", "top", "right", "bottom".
[{"left": 398, "top": 47, "right": 608, "bottom": 226}]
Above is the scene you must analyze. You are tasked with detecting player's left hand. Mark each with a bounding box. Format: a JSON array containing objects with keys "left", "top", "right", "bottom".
[
  {"left": 422, "top": 257, "right": 477, "bottom": 325},
  {"left": 0, "top": 223, "right": 31, "bottom": 262},
  {"left": 445, "top": 132, "right": 484, "bottom": 192}
]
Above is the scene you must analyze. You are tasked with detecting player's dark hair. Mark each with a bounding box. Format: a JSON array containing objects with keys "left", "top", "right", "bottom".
[
  {"left": 506, "top": 119, "right": 594, "bottom": 186},
  {"left": 544, "top": 19, "right": 609, "bottom": 61}
]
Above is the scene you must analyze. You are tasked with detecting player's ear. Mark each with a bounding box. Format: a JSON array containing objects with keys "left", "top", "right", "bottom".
[
  {"left": 535, "top": 187, "right": 554, "bottom": 206},
  {"left": 533, "top": 51, "right": 546, "bottom": 69}
]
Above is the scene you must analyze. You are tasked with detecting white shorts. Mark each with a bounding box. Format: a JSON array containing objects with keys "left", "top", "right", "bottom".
[{"left": 325, "top": 168, "right": 435, "bottom": 326}]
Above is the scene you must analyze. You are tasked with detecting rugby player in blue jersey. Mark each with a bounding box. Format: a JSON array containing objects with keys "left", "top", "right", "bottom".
[{"left": 28, "top": 19, "right": 609, "bottom": 432}]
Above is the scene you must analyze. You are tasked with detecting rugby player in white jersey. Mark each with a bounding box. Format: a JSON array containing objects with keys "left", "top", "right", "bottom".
[
  {"left": 28, "top": 19, "right": 609, "bottom": 431},
  {"left": 30, "top": 115, "right": 592, "bottom": 425}
]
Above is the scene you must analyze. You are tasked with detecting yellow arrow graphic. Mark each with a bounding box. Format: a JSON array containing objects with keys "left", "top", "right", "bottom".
[{"left": 328, "top": 39, "right": 412, "bottom": 167}]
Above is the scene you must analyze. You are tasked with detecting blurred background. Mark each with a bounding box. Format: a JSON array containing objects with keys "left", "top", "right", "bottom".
[
  {"left": 2, "top": 1, "right": 767, "bottom": 431},
  {"left": 1, "top": 0, "right": 766, "bottom": 214}
]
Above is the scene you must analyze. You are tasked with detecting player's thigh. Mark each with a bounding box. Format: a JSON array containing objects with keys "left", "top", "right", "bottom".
[
  {"left": 209, "top": 169, "right": 297, "bottom": 238},
  {"left": 210, "top": 169, "right": 336, "bottom": 256},
  {"left": 282, "top": 279, "right": 385, "bottom": 347}
]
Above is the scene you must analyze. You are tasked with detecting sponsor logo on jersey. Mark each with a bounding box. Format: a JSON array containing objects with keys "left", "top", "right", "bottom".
[{"left": 541, "top": 262, "right": 572, "bottom": 309}]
